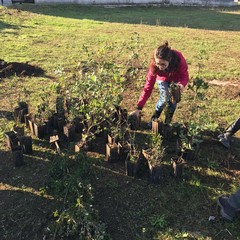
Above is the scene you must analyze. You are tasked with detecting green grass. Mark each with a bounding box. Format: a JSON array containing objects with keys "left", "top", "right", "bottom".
[
  {"left": 0, "top": 4, "right": 240, "bottom": 240},
  {"left": 1, "top": 4, "right": 240, "bottom": 79}
]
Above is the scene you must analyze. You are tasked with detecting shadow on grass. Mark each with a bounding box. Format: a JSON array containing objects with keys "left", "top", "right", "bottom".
[
  {"left": 7, "top": 4, "right": 240, "bottom": 31},
  {"left": 0, "top": 110, "right": 14, "bottom": 121},
  {"left": 0, "top": 189, "right": 56, "bottom": 240},
  {"left": 91, "top": 158, "right": 240, "bottom": 240},
  {"left": 0, "top": 20, "right": 20, "bottom": 31},
  {"left": 0, "top": 147, "right": 54, "bottom": 190},
  {"left": 89, "top": 126, "right": 240, "bottom": 239},
  {"left": 0, "top": 148, "right": 57, "bottom": 239}
]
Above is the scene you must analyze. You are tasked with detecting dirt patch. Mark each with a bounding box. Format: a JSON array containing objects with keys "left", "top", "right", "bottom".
[
  {"left": 209, "top": 79, "right": 239, "bottom": 88},
  {"left": 208, "top": 79, "right": 240, "bottom": 99},
  {"left": 0, "top": 59, "right": 44, "bottom": 78}
]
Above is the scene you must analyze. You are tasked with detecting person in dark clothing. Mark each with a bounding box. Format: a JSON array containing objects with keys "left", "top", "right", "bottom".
[
  {"left": 217, "top": 188, "right": 240, "bottom": 221},
  {"left": 218, "top": 118, "right": 240, "bottom": 148}
]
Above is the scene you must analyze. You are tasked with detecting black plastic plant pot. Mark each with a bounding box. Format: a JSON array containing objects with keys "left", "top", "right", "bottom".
[
  {"left": 13, "top": 107, "right": 23, "bottom": 123},
  {"left": 24, "top": 114, "right": 30, "bottom": 129},
  {"left": 52, "top": 113, "right": 65, "bottom": 132},
  {"left": 5, "top": 131, "right": 18, "bottom": 150},
  {"left": 19, "top": 136, "right": 33, "bottom": 154},
  {"left": 52, "top": 113, "right": 59, "bottom": 129},
  {"left": 28, "top": 119, "right": 35, "bottom": 136},
  {"left": 45, "top": 117, "right": 53, "bottom": 135},
  {"left": 125, "top": 160, "right": 139, "bottom": 177},
  {"left": 149, "top": 166, "right": 162, "bottom": 184},
  {"left": 63, "top": 123, "right": 76, "bottom": 142},
  {"left": 13, "top": 125, "right": 24, "bottom": 136},
  {"left": 182, "top": 148, "right": 199, "bottom": 161},
  {"left": 106, "top": 143, "right": 119, "bottom": 162},
  {"left": 18, "top": 102, "right": 28, "bottom": 109},
  {"left": 171, "top": 156, "right": 186, "bottom": 178},
  {"left": 73, "top": 117, "right": 84, "bottom": 134},
  {"left": 33, "top": 122, "right": 46, "bottom": 139},
  {"left": 25, "top": 113, "right": 34, "bottom": 129},
  {"left": 152, "top": 120, "right": 163, "bottom": 135},
  {"left": 13, "top": 102, "right": 28, "bottom": 124},
  {"left": 57, "top": 117, "right": 65, "bottom": 132},
  {"left": 125, "top": 160, "right": 135, "bottom": 177},
  {"left": 181, "top": 150, "right": 191, "bottom": 160},
  {"left": 162, "top": 124, "right": 173, "bottom": 140},
  {"left": 11, "top": 146, "right": 24, "bottom": 167},
  {"left": 118, "top": 141, "right": 131, "bottom": 161}
]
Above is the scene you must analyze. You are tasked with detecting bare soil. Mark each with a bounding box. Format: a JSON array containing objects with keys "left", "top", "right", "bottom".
[
  {"left": 209, "top": 80, "right": 240, "bottom": 99},
  {"left": 0, "top": 60, "right": 44, "bottom": 78}
]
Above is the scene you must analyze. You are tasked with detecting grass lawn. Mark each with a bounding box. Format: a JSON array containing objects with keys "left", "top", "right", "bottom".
[{"left": 0, "top": 3, "right": 240, "bottom": 240}]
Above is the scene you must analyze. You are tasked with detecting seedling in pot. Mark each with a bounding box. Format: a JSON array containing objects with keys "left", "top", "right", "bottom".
[
  {"left": 5, "top": 131, "right": 19, "bottom": 150},
  {"left": 143, "top": 134, "right": 166, "bottom": 184},
  {"left": 107, "top": 105, "right": 129, "bottom": 145},
  {"left": 170, "top": 82, "right": 181, "bottom": 104},
  {"left": 143, "top": 134, "right": 166, "bottom": 167}
]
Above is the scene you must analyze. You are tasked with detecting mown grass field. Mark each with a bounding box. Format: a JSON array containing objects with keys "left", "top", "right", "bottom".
[{"left": 0, "top": 3, "right": 240, "bottom": 240}]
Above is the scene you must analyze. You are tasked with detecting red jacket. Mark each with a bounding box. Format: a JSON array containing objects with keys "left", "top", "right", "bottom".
[{"left": 137, "top": 50, "right": 188, "bottom": 109}]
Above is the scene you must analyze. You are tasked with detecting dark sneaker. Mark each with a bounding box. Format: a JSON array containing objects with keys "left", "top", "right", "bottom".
[
  {"left": 219, "top": 134, "right": 230, "bottom": 148},
  {"left": 217, "top": 195, "right": 237, "bottom": 221}
]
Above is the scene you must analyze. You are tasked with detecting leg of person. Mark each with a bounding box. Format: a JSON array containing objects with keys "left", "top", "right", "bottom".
[
  {"left": 217, "top": 189, "right": 240, "bottom": 221},
  {"left": 153, "top": 80, "right": 170, "bottom": 120},
  {"left": 219, "top": 118, "right": 240, "bottom": 148},
  {"left": 226, "top": 118, "right": 240, "bottom": 136},
  {"left": 148, "top": 81, "right": 170, "bottom": 128},
  {"left": 165, "top": 101, "right": 177, "bottom": 125}
]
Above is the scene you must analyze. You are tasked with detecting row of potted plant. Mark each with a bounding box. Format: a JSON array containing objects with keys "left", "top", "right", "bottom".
[
  {"left": 151, "top": 120, "right": 202, "bottom": 161},
  {"left": 105, "top": 121, "right": 187, "bottom": 182},
  {"left": 8, "top": 98, "right": 194, "bottom": 181},
  {"left": 5, "top": 104, "right": 33, "bottom": 167}
]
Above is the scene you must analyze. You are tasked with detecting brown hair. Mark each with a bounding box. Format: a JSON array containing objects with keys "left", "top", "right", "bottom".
[{"left": 150, "top": 41, "right": 180, "bottom": 74}]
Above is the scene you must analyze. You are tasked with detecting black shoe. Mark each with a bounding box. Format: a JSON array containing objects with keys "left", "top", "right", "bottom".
[{"left": 217, "top": 195, "right": 237, "bottom": 221}]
